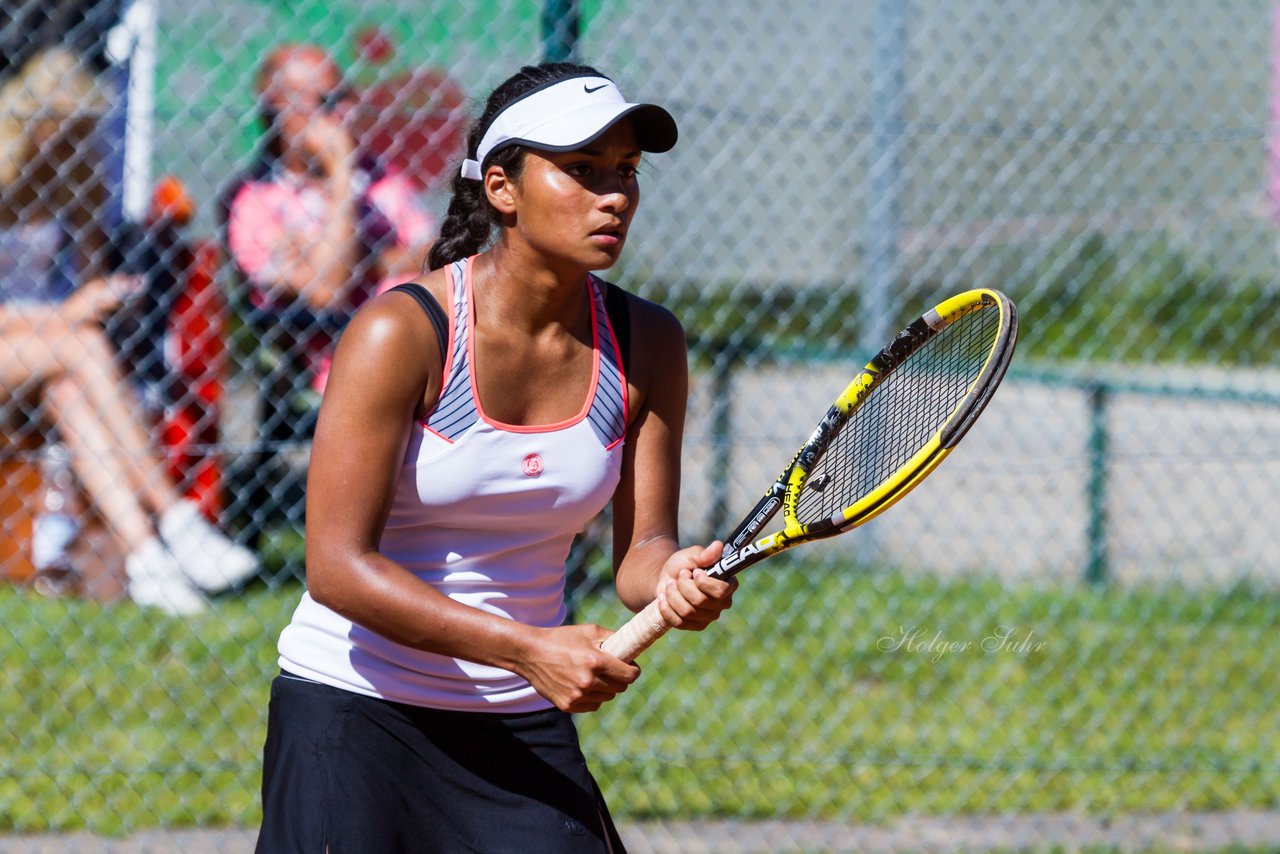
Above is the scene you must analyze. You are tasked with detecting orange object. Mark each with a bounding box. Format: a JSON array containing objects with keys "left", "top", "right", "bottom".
[
  {"left": 150, "top": 175, "right": 195, "bottom": 226},
  {"left": 0, "top": 447, "right": 42, "bottom": 584}
]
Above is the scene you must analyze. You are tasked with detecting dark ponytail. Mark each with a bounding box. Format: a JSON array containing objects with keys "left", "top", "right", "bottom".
[
  {"left": 427, "top": 61, "right": 607, "bottom": 271},
  {"left": 426, "top": 169, "right": 498, "bottom": 271}
]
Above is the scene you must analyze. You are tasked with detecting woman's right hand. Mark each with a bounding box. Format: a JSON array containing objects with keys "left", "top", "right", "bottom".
[
  {"left": 300, "top": 114, "right": 356, "bottom": 178},
  {"left": 515, "top": 624, "right": 641, "bottom": 713}
]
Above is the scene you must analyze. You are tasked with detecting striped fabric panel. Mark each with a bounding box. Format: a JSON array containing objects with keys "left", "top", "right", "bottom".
[
  {"left": 424, "top": 261, "right": 478, "bottom": 441},
  {"left": 586, "top": 278, "right": 628, "bottom": 448}
]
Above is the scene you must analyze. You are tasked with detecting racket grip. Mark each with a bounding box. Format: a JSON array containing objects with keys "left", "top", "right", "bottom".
[{"left": 600, "top": 599, "right": 671, "bottom": 662}]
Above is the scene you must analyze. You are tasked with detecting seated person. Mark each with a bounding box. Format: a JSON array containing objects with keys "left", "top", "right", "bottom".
[
  {"left": 222, "top": 43, "right": 436, "bottom": 400},
  {"left": 0, "top": 48, "right": 258, "bottom": 613},
  {"left": 220, "top": 43, "right": 435, "bottom": 544}
]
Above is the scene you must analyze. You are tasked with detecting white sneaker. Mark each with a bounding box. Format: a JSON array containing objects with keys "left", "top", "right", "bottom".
[
  {"left": 159, "top": 500, "right": 261, "bottom": 594},
  {"left": 126, "top": 538, "right": 208, "bottom": 616}
]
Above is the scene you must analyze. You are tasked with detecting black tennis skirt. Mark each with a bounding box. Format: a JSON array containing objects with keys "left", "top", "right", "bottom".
[{"left": 255, "top": 672, "right": 626, "bottom": 853}]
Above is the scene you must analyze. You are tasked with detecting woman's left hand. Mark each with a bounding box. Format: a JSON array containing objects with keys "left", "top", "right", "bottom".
[{"left": 652, "top": 541, "right": 737, "bottom": 632}]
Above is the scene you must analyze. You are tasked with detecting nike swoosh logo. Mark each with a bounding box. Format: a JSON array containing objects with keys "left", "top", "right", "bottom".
[{"left": 584, "top": 83, "right": 608, "bottom": 94}]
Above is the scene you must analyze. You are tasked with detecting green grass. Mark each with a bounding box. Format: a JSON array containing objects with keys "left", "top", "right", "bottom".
[
  {"left": 578, "top": 566, "right": 1280, "bottom": 821},
  {"left": 1, "top": 569, "right": 1278, "bottom": 835},
  {"left": 0, "top": 584, "right": 295, "bottom": 835}
]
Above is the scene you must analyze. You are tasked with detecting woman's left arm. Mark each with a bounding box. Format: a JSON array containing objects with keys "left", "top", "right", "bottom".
[{"left": 610, "top": 296, "right": 735, "bottom": 632}]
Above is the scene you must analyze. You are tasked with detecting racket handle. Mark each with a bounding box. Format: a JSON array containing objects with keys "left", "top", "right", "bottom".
[{"left": 600, "top": 599, "right": 670, "bottom": 662}]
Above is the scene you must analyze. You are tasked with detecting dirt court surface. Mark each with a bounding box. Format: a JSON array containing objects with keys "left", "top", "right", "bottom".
[{"left": 5, "top": 812, "right": 1280, "bottom": 853}]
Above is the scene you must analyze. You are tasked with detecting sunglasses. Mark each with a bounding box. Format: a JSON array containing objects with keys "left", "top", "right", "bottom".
[{"left": 318, "top": 85, "right": 355, "bottom": 113}]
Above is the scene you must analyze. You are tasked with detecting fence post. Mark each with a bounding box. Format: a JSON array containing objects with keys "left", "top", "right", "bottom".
[
  {"left": 1085, "top": 382, "right": 1110, "bottom": 585},
  {"left": 543, "top": 0, "right": 581, "bottom": 615},
  {"left": 863, "top": 0, "right": 907, "bottom": 352},
  {"left": 541, "top": 0, "right": 579, "bottom": 62}
]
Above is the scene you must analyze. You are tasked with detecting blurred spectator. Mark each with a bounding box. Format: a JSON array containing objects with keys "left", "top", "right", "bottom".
[
  {"left": 0, "top": 0, "right": 124, "bottom": 81},
  {"left": 219, "top": 43, "right": 436, "bottom": 544},
  {"left": 0, "top": 48, "right": 258, "bottom": 613},
  {"left": 222, "top": 43, "right": 436, "bottom": 391}
]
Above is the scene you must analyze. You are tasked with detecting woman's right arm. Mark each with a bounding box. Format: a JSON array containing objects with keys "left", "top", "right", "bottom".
[{"left": 304, "top": 282, "right": 639, "bottom": 712}]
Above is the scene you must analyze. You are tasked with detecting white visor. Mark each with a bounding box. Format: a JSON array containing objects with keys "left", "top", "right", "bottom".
[{"left": 460, "top": 75, "right": 678, "bottom": 180}]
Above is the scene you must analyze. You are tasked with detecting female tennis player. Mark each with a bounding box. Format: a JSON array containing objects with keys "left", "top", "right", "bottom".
[{"left": 256, "top": 62, "right": 735, "bottom": 853}]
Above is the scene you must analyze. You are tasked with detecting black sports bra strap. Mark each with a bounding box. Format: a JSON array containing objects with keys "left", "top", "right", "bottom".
[
  {"left": 602, "top": 281, "right": 632, "bottom": 377},
  {"left": 390, "top": 283, "right": 448, "bottom": 367}
]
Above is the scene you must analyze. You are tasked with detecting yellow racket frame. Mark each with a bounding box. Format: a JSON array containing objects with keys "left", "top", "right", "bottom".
[{"left": 602, "top": 287, "right": 1018, "bottom": 660}]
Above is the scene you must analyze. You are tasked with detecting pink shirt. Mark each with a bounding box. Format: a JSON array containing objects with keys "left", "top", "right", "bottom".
[
  {"left": 227, "top": 164, "right": 435, "bottom": 391},
  {"left": 227, "top": 167, "right": 434, "bottom": 303}
]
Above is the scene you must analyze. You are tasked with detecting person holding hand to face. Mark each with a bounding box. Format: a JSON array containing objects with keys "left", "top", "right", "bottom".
[{"left": 224, "top": 43, "right": 436, "bottom": 389}]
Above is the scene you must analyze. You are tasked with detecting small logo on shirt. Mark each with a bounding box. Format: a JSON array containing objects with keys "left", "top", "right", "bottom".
[{"left": 521, "top": 453, "right": 544, "bottom": 477}]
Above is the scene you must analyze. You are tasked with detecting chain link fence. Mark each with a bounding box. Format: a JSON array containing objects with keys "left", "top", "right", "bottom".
[{"left": 2, "top": 1, "right": 1278, "bottom": 851}]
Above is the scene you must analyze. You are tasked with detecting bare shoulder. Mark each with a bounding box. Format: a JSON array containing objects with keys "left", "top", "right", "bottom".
[
  {"left": 345, "top": 267, "right": 451, "bottom": 355},
  {"left": 327, "top": 267, "right": 452, "bottom": 419},
  {"left": 401, "top": 265, "right": 453, "bottom": 309},
  {"left": 626, "top": 291, "right": 684, "bottom": 339},
  {"left": 615, "top": 288, "right": 688, "bottom": 368},
  {"left": 371, "top": 266, "right": 452, "bottom": 317},
  {"left": 606, "top": 286, "right": 689, "bottom": 415}
]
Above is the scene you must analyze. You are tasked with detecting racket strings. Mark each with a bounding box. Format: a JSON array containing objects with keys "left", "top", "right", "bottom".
[{"left": 795, "top": 304, "right": 1001, "bottom": 525}]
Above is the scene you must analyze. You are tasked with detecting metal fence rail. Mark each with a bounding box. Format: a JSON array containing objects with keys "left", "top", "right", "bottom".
[{"left": 1, "top": 1, "right": 1278, "bottom": 851}]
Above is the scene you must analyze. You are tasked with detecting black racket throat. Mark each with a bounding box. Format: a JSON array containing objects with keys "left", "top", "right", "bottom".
[{"left": 725, "top": 490, "right": 783, "bottom": 552}]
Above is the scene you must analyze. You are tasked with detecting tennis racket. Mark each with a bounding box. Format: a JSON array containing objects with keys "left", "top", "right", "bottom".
[{"left": 602, "top": 287, "right": 1019, "bottom": 662}]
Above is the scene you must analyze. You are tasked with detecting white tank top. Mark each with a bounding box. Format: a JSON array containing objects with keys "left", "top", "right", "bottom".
[{"left": 278, "top": 257, "right": 629, "bottom": 712}]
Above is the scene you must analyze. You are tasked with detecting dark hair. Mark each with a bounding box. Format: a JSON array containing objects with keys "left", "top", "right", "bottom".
[
  {"left": 258, "top": 107, "right": 284, "bottom": 161},
  {"left": 426, "top": 61, "right": 606, "bottom": 271}
]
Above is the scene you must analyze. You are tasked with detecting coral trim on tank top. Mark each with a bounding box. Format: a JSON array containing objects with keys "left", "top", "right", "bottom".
[
  {"left": 419, "top": 256, "right": 627, "bottom": 446},
  {"left": 465, "top": 258, "right": 603, "bottom": 434}
]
